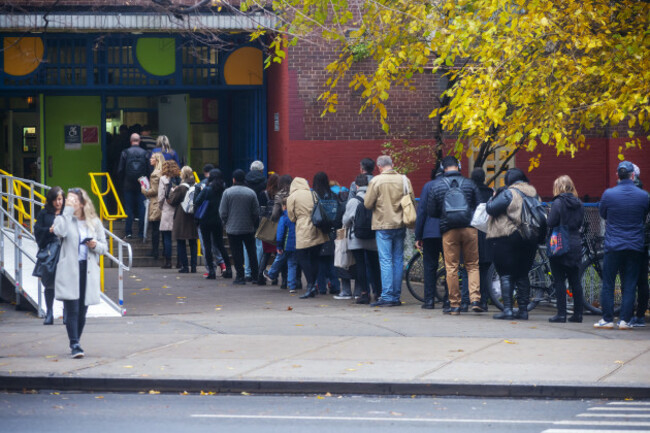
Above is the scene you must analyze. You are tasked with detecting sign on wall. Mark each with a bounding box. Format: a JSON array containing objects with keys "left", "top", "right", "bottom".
[
  {"left": 82, "top": 126, "right": 99, "bottom": 145},
  {"left": 64, "top": 124, "right": 81, "bottom": 150}
]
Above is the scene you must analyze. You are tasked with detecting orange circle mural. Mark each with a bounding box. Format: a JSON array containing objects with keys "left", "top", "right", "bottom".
[
  {"left": 4, "top": 37, "right": 44, "bottom": 76},
  {"left": 224, "top": 47, "right": 263, "bottom": 85}
]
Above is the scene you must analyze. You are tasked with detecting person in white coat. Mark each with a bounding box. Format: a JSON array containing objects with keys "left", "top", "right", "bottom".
[{"left": 53, "top": 187, "right": 107, "bottom": 359}]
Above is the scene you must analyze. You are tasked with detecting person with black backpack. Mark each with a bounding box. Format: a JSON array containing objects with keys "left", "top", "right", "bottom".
[
  {"left": 427, "top": 156, "right": 482, "bottom": 315},
  {"left": 485, "top": 168, "right": 541, "bottom": 321},
  {"left": 342, "top": 174, "right": 381, "bottom": 304},
  {"left": 117, "top": 133, "right": 150, "bottom": 239}
]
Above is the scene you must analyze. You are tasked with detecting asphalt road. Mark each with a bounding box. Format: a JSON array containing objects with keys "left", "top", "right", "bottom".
[{"left": 2, "top": 392, "right": 650, "bottom": 433}]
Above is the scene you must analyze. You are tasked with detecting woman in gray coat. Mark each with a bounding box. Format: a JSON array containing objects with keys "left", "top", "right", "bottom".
[
  {"left": 342, "top": 174, "right": 380, "bottom": 304},
  {"left": 53, "top": 187, "right": 107, "bottom": 359}
]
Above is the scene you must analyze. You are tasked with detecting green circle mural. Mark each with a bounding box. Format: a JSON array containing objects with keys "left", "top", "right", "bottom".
[{"left": 135, "top": 38, "right": 176, "bottom": 76}]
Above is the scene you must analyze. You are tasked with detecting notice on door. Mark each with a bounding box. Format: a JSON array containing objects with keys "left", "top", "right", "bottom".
[
  {"left": 82, "top": 126, "right": 99, "bottom": 145},
  {"left": 64, "top": 124, "right": 81, "bottom": 150}
]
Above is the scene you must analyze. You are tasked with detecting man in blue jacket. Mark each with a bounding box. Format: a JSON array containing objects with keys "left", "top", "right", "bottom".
[{"left": 595, "top": 161, "right": 650, "bottom": 329}]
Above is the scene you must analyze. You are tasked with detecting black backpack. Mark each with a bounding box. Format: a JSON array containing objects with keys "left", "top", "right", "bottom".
[
  {"left": 512, "top": 188, "right": 548, "bottom": 244},
  {"left": 125, "top": 151, "right": 146, "bottom": 181},
  {"left": 352, "top": 196, "right": 374, "bottom": 239},
  {"left": 442, "top": 178, "right": 472, "bottom": 228}
]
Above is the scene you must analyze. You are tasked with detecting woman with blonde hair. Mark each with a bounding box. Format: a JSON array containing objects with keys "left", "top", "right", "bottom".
[
  {"left": 547, "top": 175, "right": 585, "bottom": 323},
  {"left": 142, "top": 153, "right": 165, "bottom": 259},
  {"left": 152, "top": 135, "right": 180, "bottom": 166},
  {"left": 158, "top": 160, "right": 181, "bottom": 269},
  {"left": 169, "top": 166, "right": 199, "bottom": 273},
  {"left": 53, "top": 187, "right": 107, "bottom": 358}
]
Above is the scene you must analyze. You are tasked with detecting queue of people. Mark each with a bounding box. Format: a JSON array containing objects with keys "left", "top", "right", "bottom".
[{"left": 31, "top": 151, "right": 649, "bottom": 358}]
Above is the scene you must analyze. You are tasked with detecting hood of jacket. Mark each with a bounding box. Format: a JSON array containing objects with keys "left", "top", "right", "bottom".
[
  {"left": 555, "top": 193, "right": 582, "bottom": 211},
  {"left": 245, "top": 170, "right": 267, "bottom": 193},
  {"left": 290, "top": 177, "right": 310, "bottom": 195},
  {"left": 510, "top": 181, "right": 537, "bottom": 197}
]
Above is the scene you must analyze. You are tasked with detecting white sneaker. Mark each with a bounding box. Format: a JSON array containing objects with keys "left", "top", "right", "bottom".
[
  {"left": 593, "top": 319, "right": 614, "bottom": 329},
  {"left": 617, "top": 320, "right": 633, "bottom": 330},
  {"left": 333, "top": 294, "right": 353, "bottom": 300}
]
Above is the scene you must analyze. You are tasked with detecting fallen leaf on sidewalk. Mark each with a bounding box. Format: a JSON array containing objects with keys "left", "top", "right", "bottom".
[
  {"left": 201, "top": 390, "right": 217, "bottom": 396},
  {"left": 141, "top": 288, "right": 150, "bottom": 291},
  {"left": 215, "top": 308, "right": 222, "bottom": 311},
  {"left": 45, "top": 355, "right": 56, "bottom": 359},
  {"left": 51, "top": 392, "right": 60, "bottom": 395},
  {"left": 325, "top": 392, "right": 332, "bottom": 397},
  {"left": 503, "top": 340, "right": 516, "bottom": 344},
  {"left": 295, "top": 324, "right": 304, "bottom": 327},
  {"left": 266, "top": 301, "right": 272, "bottom": 304},
  {"left": 241, "top": 392, "right": 251, "bottom": 396},
  {"left": 53, "top": 405, "right": 64, "bottom": 409},
  {"left": 292, "top": 365, "right": 302, "bottom": 368},
  {"left": 180, "top": 391, "right": 189, "bottom": 396},
  {"left": 215, "top": 304, "right": 223, "bottom": 307},
  {"left": 510, "top": 322, "right": 518, "bottom": 325},
  {"left": 162, "top": 285, "right": 169, "bottom": 289},
  {"left": 148, "top": 390, "right": 160, "bottom": 395},
  {"left": 390, "top": 411, "right": 403, "bottom": 416},
  {"left": 345, "top": 368, "right": 357, "bottom": 372},
  {"left": 615, "top": 360, "right": 625, "bottom": 364},
  {"left": 123, "top": 365, "right": 134, "bottom": 369},
  {"left": 177, "top": 296, "right": 186, "bottom": 299},
  {"left": 287, "top": 306, "right": 293, "bottom": 311},
  {"left": 319, "top": 305, "right": 328, "bottom": 307},
  {"left": 316, "top": 395, "right": 325, "bottom": 400},
  {"left": 135, "top": 279, "right": 142, "bottom": 282},
  {"left": 95, "top": 396, "right": 104, "bottom": 399},
  {"left": 130, "top": 292, "right": 138, "bottom": 295},
  {"left": 625, "top": 397, "right": 635, "bottom": 401}
]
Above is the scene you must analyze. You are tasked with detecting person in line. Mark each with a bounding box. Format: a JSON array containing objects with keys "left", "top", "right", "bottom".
[
  {"left": 257, "top": 173, "right": 280, "bottom": 285},
  {"left": 630, "top": 164, "right": 650, "bottom": 327},
  {"left": 427, "top": 156, "right": 482, "bottom": 314},
  {"left": 547, "top": 175, "right": 585, "bottom": 323},
  {"left": 271, "top": 174, "right": 297, "bottom": 289},
  {"left": 168, "top": 166, "right": 199, "bottom": 273},
  {"left": 53, "top": 188, "right": 107, "bottom": 358},
  {"left": 220, "top": 169, "right": 260, "bottom": 284},
  {"left": 364, "top": 155, "right": 415, "bottom": 307},
  {"left": 263, "top": 197, "right": 298, "bottom": 293},
  {"left": 348, "top": 157, "right": 375, "bottom": 200},
  {"left": 142, "top": 153, "right": 165, "bottom": 260},
  {"left": 34, "top": 186, "right": 65, "bottom": 325},
  {"left": 595, "top": 161, "right": 649, "bottom": 329},
  {"left": 139, "top": 125, "right": 157, "bottom": 153},
  {"left": 288, "top": 177, "right": 329, "bottom": 298},
  {"left": 117, "top": 133, "right": 149, "bottom": 239},
  {"left": 471, "top": 167, "right": 495, "bottom": 312},
  {"left": 152, "top": 135, "right": 180, "bottom": 167},
  {"left": 244, "top": 160, "right": 267, "bottom": 281},
  {"left": 342, "top": 174, "right": 380, "bottom": 304},
  {"left": 194, "top": 164, "right": 226, "bottom": 276},
  {"left": 158, "top": 160, "right": 181, "bottom": 269},
  {"left": 415, "top": 168, "right": 444, "bottom": 310},
  {"left": 486, "top": 168, "right": 540, "bottom": 320},
  {"left": 194, "top": 168, "right": 232, "bottom": 279},
  {"left": 313, "top": 171, "right": 341, "bottom": 296}
]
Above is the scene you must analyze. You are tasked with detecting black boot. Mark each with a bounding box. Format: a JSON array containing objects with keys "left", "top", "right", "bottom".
[
  {"left": 300, "top": 284, "right": 317, "bottom": 299},
  {"left": 43, "top": 288, "right": 54, "bottom": 325},
  {"left": 493, "top": 276, "right": 514, "bottom": 320},
  {"left": 161, "top": 258, "right": 172, "bottom": 269},
  {"left": 514, "top": 275, "right": 529, "bottom": 320},
  {"left": 549, "top": 314, "right": 566, "bottom": 323},
  {"left": 569, "top": 280, "right": 584, "bottom": 323}
]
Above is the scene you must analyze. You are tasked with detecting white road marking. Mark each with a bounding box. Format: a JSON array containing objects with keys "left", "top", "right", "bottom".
[
  {"left": 588, "top": 407, "right": 650, "bottom": 411},
  {"left": 542, "top": 430, "right": 650, "bottom": 433},
  {"left": 555, "top": 420, "right": 650, "bottom": 427},
  {"left": 190, "top": 414, "right": 550, "bottom": 424},
  {"left": 578, "top": 413, "right": 650, "bottom": 418},
  {"left": 607, "top": 402, "right": 650, "bottom": 406}
]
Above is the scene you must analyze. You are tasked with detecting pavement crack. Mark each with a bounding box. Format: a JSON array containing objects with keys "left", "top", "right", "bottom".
[
  {"left": 412, "top": 338, "right": 502, "bottom": 380},
  {"left": 596, "top": 344, "right": 650, "bottom": 382},
  {"left": 336, "top": 315, "right": 408, "bottom": 337},
  {"left": 125, "top": 335, "right": 208, "bottom": 359}
]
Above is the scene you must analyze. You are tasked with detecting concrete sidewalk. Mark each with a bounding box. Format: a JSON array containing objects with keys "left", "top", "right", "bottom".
[{"left": 1, "top": 267, "right": 649, "bottom": 398}]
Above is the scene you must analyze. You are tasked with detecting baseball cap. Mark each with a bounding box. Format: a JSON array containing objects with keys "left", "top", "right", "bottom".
[
  {"left": 617, "top": 161, "right": 634, "bottom": 174},
  {"left": 632, "top": 163, "right": 640, "bottom": 177}
]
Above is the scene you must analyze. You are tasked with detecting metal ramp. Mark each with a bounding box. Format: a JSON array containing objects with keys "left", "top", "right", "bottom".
[
  {"left": 0, "top": 171, "right": 131, "bottom": 319},
  {"left": 0, "top": 226, "right": 122, "bottom": 318}
]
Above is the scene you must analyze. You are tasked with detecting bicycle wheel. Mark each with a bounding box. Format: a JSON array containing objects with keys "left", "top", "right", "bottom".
[
  {"left": 579, "top": 253, "right": 622, "bottom": 315},
  {"left": 405, "top": 252, "right": 425, "bottom": 302}
]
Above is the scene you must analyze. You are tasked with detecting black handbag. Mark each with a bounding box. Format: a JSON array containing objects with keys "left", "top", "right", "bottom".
[
  {"left": 32, "top": 239, "right": 61, "bottom": 286},
  {"left": 311, "top": 192, "right": 342, "bottom": 232}
]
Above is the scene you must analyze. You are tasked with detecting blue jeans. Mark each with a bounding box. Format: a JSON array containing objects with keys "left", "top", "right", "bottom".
[
  {"left": 376, "top": 228, "right": 406, "bottom": 302},
  {"left": 161, "top": 231, "right": 172, "bottom": 259},
  {"left": 268, "top": 250, "right": 297, "bottom": 290},
  {"left": 123, "top": 189, "right": 145, "bottom": 238},
  {"left": 317, "top": 255, "right": 340, "bottom": 294},
  {"left": 601, "top": 249, "right": 642, "bottom": 323}
]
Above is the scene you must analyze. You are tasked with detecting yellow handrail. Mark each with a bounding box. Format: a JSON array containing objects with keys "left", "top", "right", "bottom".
[
  {"left": 0, "top": 168, "right": 46, "bottom": 230},
  {"left": 88, "top": 172, "right": 127, "bottom": 258}
]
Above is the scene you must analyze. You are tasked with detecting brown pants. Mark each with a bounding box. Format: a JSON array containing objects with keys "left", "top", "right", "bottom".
[{"left": 442, "top": 227, "right": 480, "bottom": 307}]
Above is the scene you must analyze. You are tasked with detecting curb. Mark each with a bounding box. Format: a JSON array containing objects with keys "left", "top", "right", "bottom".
[{"left": 2, "top": 376, "right": 650, "bottom": 399}]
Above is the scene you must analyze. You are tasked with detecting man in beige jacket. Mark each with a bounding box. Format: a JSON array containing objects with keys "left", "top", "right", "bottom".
[{"left": 364, "top": 155, "right": 415, "bottom": 306}]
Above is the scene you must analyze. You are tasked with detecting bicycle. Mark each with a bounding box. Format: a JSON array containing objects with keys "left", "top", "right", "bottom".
[{"left": 404, "top": 249, "right": 447, "bottom": 303}]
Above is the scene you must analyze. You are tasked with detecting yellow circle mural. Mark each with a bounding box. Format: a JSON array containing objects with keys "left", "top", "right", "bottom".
[
  {"left": 4, "top": 37, "right": 44, "bottom": 76},
  {"left": 224, "top": 47, "right": 263, "bottom": 85}
]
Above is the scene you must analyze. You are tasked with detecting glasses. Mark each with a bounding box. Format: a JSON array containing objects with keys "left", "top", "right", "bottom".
[{"left": 67, "top": 188, "right": 85, "bottom": 204}]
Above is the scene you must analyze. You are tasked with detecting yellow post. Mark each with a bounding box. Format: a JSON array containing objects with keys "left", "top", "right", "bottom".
[{"left": 100, "top": 255, "right": 105, "bottom": 292}]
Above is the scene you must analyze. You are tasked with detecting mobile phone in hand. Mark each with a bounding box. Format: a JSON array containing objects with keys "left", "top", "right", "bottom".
[{"left": 80, "top": 237, "right": 93, "bottom": 245}]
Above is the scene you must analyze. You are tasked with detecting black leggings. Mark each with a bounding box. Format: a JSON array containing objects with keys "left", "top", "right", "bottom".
[
  {"left": 297, "top": 244, "right": 322, "bottom": 287},
  {"left": 201, "top": 223, "right": 231, "bottom": 271},
  {"left": 63, "top": 260, "right": 88, "bottom": 348},
  {"left": 550, "top": 260, "right": 583, "bottom": 316}
]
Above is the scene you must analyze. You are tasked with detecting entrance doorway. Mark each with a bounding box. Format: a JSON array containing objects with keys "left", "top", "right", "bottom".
[{"left": 0, "top": 97, "right": 41, "bottom": 181}]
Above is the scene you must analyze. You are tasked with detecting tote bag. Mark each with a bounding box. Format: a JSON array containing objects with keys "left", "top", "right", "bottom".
[
  {"left": 400, "top": 175, "right": 417, "bottom": 229},
  {"left": 470, "top": 203, "right": 489, "bottom": 233},
  {"left": 255, "top": 217, "right": 278, "bottom": 245}
]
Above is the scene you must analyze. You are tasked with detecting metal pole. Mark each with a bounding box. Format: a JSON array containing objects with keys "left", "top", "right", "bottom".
[
  {"left": 29, "top": 183, "right": 35, "bottom": 233},
  {"left": 37, "top": 279, "right": 43, "bottom": 317},
  {"left": 15, "top": 227, "right": 22, "bottom": 309},
  {"left": 118, "top": 244, "right": 124, "bottom": 314}
]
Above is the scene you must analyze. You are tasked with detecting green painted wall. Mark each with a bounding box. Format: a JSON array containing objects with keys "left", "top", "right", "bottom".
[{"left": 44, "top": 96, "right": 102, "bottom": 204}]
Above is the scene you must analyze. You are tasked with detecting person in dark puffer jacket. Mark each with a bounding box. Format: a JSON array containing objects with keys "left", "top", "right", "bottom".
[{"left": 547, "top": 175, "right": 585, "bottom": 323}]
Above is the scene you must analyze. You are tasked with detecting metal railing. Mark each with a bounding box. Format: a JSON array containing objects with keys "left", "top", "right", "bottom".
[
  {"left": 0, "top": 172, "right": 132, "bottom": 316},
  {"left": 88, "top": 172, "right": 127, "bottom": 255}
]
